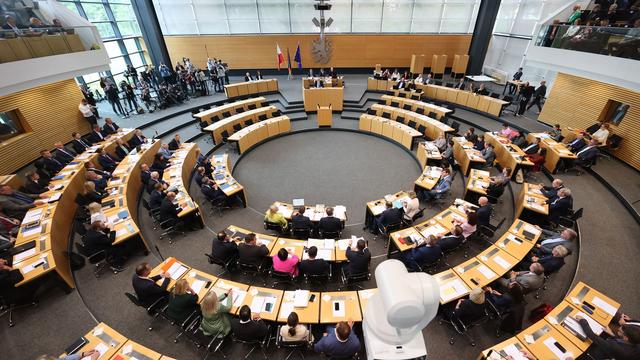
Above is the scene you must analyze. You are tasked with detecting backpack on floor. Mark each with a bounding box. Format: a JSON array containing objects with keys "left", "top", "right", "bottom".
[{"left": 529, "top": 303, "right": 553, "bottom": 323}]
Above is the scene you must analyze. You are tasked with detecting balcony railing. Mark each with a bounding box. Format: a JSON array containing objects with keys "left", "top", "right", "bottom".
[
  {"left": 535, "top": 24, "right": 640, "bottom": 61},
  {"left": 0, "top": 26, "right": 103, "bottom": 64}
]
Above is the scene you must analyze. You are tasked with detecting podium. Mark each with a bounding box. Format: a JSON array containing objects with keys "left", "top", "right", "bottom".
[{"left": 317, "top": 105, "right": 332, "bottom": 127}]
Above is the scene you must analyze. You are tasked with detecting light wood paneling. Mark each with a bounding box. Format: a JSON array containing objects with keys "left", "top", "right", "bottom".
[
  {"left": 0, "top": 79, "right": 89, "bottom": 174},
  {"left": 164, "top": 34, "right": 471, "bottom": 70},
  {"left": 539, "top": 73, "right": 640, "bottom": 170}
]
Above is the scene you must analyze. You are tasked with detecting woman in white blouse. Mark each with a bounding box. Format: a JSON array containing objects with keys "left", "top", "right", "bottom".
[
  {"left": 280, "top": 312, "right": 312, "bottom": 342},
  {"left": 88, "top": 202, "right": 108, "bottom": 225},
  {"left": 402, "top": 191, "right": 420, "bottom": 222},
  {"left": 591, "top": 123, "right": 610, "bottom": 145}
]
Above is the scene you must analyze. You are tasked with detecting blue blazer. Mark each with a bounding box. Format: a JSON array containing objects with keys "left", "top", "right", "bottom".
[{"left": 314, "top": 326, "right": 360, "bottom": 358}]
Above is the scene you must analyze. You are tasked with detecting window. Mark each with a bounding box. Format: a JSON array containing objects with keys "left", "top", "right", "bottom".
[{"left": 0, "top": 110, "right": 27, "bottom": 142}]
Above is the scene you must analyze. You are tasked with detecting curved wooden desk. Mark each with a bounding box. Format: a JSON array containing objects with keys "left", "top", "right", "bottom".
[
  {"left": 358, "top": 114, "right": 422, "bottom": 150},
  {"left": 194, "top": 97, "right": 267, "bottom": 124},
  {"left": 211, "top": 154, "right": 247, "bottom": 207},
  {"left": 417, "top": 141, "right": 443, "bottom": 168},
  {"left": 484, "top": 132, "right": 534, "bottom": 175},
  {"left": 227, "top": 115, "right": 291, "bottom": 154},
  {"left": 478, "top": 282, "right": 620, "bottom": 360},
  {"left": 452, "top": 136, "right": 486, "bottom": 176},
  {"left": 381, "top": 94, "right": 453, "bottom": 120},
  {"left": 416, "top": 84, "right": 509, "bottom": 118},
  {"left": 224, "top": 79, "right": 278, "bottom": 99},
  {"left": 203, "top": 105, "right": 278, "bottom": 145},
  {"left": 526, "top": 133, "right": 577, "bottom": 173},
  {"left": 162, "top": 143, "right": 203, "bottom": 223},
  {"left": 370, "top": 103, "right": 454, "bottom": 140}
]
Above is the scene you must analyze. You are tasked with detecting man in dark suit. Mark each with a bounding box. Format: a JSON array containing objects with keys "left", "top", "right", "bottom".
[
  {"left": 84, "top": 220, "right": 125, "bottom": 271},
  {"left": 329, "top": 67, "right": 337, "bottom": 78},
  {"left": 516, "top": 82, "right": 534, "bottom": 116},
  {"left": 574, "top": 139, "right": 599, "bottom": 167},
  {"left": 149, "top": 183, "right": 165, "bottom": 209},
  {"left": 534, "top": 227, "right": 577, "bottom": 256},
  {"left": 53, "top": 142, "right": 76, "bottom": 164},
  {"left": 200, "top": 177, "right": 226, "bottom": 204},
  {"left": 0, "top": 185, "right": 45, "bottom": 220},
  {"left": 576, "top": 315, "right": 640, "bottom": 360},
  {"left": 519, "top": 245, "right": 568, "bottom": 275},
  {"left": 438, "top": 226, "right": 464, "bottom": 252},
  {"left": 547, "top": 188, "right": 572, "bottom": 224},
  {"left": 231, "top": 305, "right": 269, "bottom": 342},
  {"left": 375, "top": 201, "right": 402, "bottom": 233},
  {"left": 527, "top": 80, "right": 547, "bottom": 113},
  {"left": 318, "top": 207, "right": 343, "bottom": 236},
  {"left": 454, "top": 78, "right": 465, "bottom": 90},
  {"left": 40, "top": 150, "right": 64, "bottom": 174},
  {"left": 86, "top": 171, "right": 108, "bottom": 192},
  {"left": 345, "top": 239, "right": 370, "bottom": 276},
  {"left": 146, "top": 172, "right": 168, "bottom": 194},
  {"left": 168, "top": 134, "right": 181, "bottom": 151},
  {"left": 89, "top": 125, "right": 106, "bottom": 143},
  {"left": 314, "top": 321, "right": 360, "bottom": 358},
  {"left": 23, "top": 172, "right": 48, "bottom": 195},
  {"left": 194, "top": 166, "right": 206, "bottom": 187},
  {"left": 128, "top": 129, "right": 147, "bottom": 148},
  {"left": 475, "top": 84, "right": 489, "bottom": 96},
  {"left": 509, "top": 67, "right": 523, "bottom": 94},
  {"left": 567, "top": 133, "right": 587, "bottom": 153},
  {"left": 291, "top": 206, "right": 313, "bottom": 232},
  {"left": 140, "top": 164, "right": 152, "bottom": 185},
  {"left": 158, "top": 191, "right": 182, "bottom": 223},
  {"left": 402, "top": 235, "right": 442, "bottom": 272},
  {"left": 238, "top": 233, "right": 269, "bottom": 267},
  {"left": 132, "top": 262, "right": 170, "bottom": 307},
  {"left": 71, "top": 132, "right": 92, "bottom": 153},
  {"left": 102, "top": 118, "right": 120, "bottom": 135},
  {"left": 114, "top": 139, "right": 130, "bottom": 160},
  {"left": 244, "top": 72, "right": 254, "bottom": 82},
  {"left": 522, "top": 137, "right": 540, "bottom": 155},
  {"left": 299, "top": 246, "right": 330, "bottom": 277},
  {"left": 97, "top": 148, "right": 119, "bottom": 173},
  {"left": 476, "top": 196, "right": 492, "bottom": 228},
  {"left": 211, "top": 231, "right": 238, "bottom": 264},
  {"left": 540, "top": 179, "right": 564, "bottom": 200}
]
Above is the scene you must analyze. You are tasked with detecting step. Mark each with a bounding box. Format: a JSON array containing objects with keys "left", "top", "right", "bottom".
[{"left": 341, "top": 110, "right": 363, "bottom": 120}]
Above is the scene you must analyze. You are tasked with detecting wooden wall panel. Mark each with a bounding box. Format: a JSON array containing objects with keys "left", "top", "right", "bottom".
[
  {"left": 0, "top": 79, "right": 89, "bottom": 174},
  {"left": 164, "top": 34, "right": 471, "bottom": 70},
  {"left": 539, "top": 73, "right": 640, "bottom": 170}
]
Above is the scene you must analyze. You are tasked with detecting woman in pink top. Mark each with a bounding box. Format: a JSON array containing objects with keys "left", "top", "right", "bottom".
[
  {"left": 456, "top": 211, "right": 478, "bottom": 241},
  {"left": 273, "top": 248, "right": 299, "bottom": 276}
]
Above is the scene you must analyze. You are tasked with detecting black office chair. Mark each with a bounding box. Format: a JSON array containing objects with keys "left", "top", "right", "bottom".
[
  {"left": 558, "top": 208, "right": 583, "bottom": 229},
  {"left": 0, "top": 295, "right": 38, "bottom": 328},
  {"left": 124, "top": 292, "right": 170, "bottom": 331},
  {"left": 187, "top": 318, "right": 230, "bottom": 357},
  {"left": 450, "top": 120, "right": 461, "bottom": 134},
  {"left": 75, "top": 242, "right": 108, "bottom": 278},
  {"left": 291, "top": 227, "right": 311, "bottom": 240},
  {"left": 237, "top": 260, "right": 266, "bottom": 280},
  {"left": 440, "top": 116, "right": 450, "bottom": 125},
  {"left": 258, "top": 114, "right": 268, "bottom": 121},
  {"left": 245, "top": 119, "right": 254, "bottom": 126},
  {"left": 205, "top": 253, "right": 236, "bottom": 276},
  {"left": 382, "top": 112, "right": 391, "bottom": 119},
  {"left": 319, "top": 229, "right": 341, "bottom": 239},
  {"left": 169, "top": 309, "right": 200, "bottom": 343},
  {"left": 441, "top": 235, "right": 468, "bottom": 260},
  {"left": 397, "top": 92, "right": 406, "bottom": 98},
  {"left": 390, "top": 101, "right": 400, "bottom": 108},
  {"left": 417, "top": 253, "right": 444, "bottom": 274},
  {"left": 418, "top": 125, "right": 427, "bottom": 136},
  {"left": 340, "top": 267, "right": 371, "bottom": 291},
  {"left": 264, "top": 220, "right": 287, "bottom": 235},
  {"left": 305, "top": 270, "right": 332, "bottom": 291},
  {"left": 407, "top": 120, "right": 417, "bottom": 129},
  {"left": 396, "top": 116, "right": 406, "bottom": 124},
  {"left": 445, "top": 82, "right": 454, "bottom": 88},
  {"left": 375, "top": 222, "right": 403, "bottom": 246},
  {"left": 233, "top": 123, "right": 243, "bottom": 132},
  {"left": 276, "top": 325, "right": 311, "bottom": 360},
  {"left": 199, "top": 120, "right": 209, "bottom": 131},
  {"left": 367, "top": 108, "right": 376, "bottom": 115},
  {"left": 269, "top": 269, "right": 296, "bottom": 289},
  {"left": 232, "top": 325, "right": 272, "bottom": 359},
  {"left": 402, "top": 103, "right": 412, "bottom": 111},
  {"left": 236, "top": 107, "right": 245, "bottom": 113},
  {"left": 489, "top": 92, "right": 500, "bottom": 98},
  {"left": 211, "top": 114, "right": 221, "bottom": 123},
  {"left": 158, "top": 217, "right": 183, "bottom": 244},
  {"left": 222, "top": 111, "right": 232, "bottom": 118},
  {"left": 428, "top": 111, "right": 438, "bottom": 119},
  {"left": 248, "top": 103, "right": 257, "bottom": 110},
  {"left": 415, "top": 107, "right": 425, "bottom": 115},
  {"left": 439, "top": 304, "right": 490, "bottom": 346}
]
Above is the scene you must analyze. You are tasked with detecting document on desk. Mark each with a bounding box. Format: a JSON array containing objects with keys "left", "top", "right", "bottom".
[
  {"left": 493, "top": 255, "right": 512, "bottom": 270},
  {"left": 477, "top": 264, "right": 496, "bottom": 280},
  {"left": 592, "top": 296, "right": 617, "bottom": 316},
  {"left": 307, "top": 238, "right": 325, "bottom": 249},
  {"left": 13, "top": 248, "right": 37, "bottom": 263},
  {"left": 333, "top": 205, "right": 347, "bottom": 219},
  {"left": 277, "top": 205, "right": 293, "bottom": 218},
  {"left": 372, "top": 204, "right": 386, "bottom": 215},
  {"left": 191, "top": 280, "right": 205, "bottom": 295},
  {"left": 524, "top": 224, "right": 541, "bottom": 236},
  {"left": 543, "top": 337, "right": 572, "bottom": 359},
  {"left": 440, "top": 278, "right": 468, "bottom": 302},
  {"left": 23, "top": 208, "right": 43, "bottom": 225},
  {"left": 337, "top": 239, "right": 350, "bottom": 251},
  {"left": 21, "top": 225, "right": 43, "bottom": 238},
  {"left": 315, "top": 249, "right": 333, "bottom": 260},
  {"left": 250, "top": 296, "right": 265, "bottom": 313},
  {"left": 294, "top": 290, "right": 310, "bottom": 307},
  {"left": 232, "top": 290, "right": 247, "bottom": 308},
  {"left": 280, "top": 302, "right": 294, "bottom": 319},
  {"left": 83, "top": 342, "right": 109, "bottom": 360},
  {"left": 167, "top": 263, "right": 188, "bottom": 280},
  {"left": 332, "top": 300, "right": 345, "bottom": 318}
]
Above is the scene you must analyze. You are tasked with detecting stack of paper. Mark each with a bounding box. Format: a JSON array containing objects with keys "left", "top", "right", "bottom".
[
  {"left": 440, "top": 278, "right": 468, "bottom": 302},
  {"left": 191, "top": 280, "right": 205, "bottom": 295},
  {"left": 294, "top": 290, "right": 310, "bottom": 307},
  {"left": 250, "top": 296, "right": 265, "bottom": 313},
  {"left": 372, "top": 204, "right": 386, "bottom": 215},
  {"left": 167, "top": 263, "right": 188, "bottom": 279},
  {"left": 337, "top": 239, "right": 350, "bottom": 251},
  {"left": 277, "top": 205, "right": 293, "bottom": 218},
  {"left": 333, "top": 205, "right": 347, "bottom": 219}
]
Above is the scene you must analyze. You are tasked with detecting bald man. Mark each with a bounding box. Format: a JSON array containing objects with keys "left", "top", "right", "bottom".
[{"left": 476, "top": 196, "right": 492, "bottom": 228}]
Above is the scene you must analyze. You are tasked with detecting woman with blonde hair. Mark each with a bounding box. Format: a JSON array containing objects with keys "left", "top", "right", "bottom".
[
  {"left": 167, "top": 279, "right": 199, "bottom": 323},
  {"left": 453, "top": 288, "right": 486, "bottom": 323},
  {"left": 88, "top": 202, "right": 107, "bottom": 225},
  {"left": 81, "top": 181, "right": 106, "bottom": 204},
  {"left": 199, "top": 288, "right": 233, "bottom": 336}
]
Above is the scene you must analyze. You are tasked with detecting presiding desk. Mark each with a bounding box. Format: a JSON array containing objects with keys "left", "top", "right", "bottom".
[
  {"left": 359, "top": 114, "right": 422, "bottom": 150},
  {"left": 227, "top": 115, "right": 291, "bottom": 154},
  {"left": 302, "top": 86, "right": 344, "bottom": 112},
  {"left": 204, "top": 105, "right": 278, "bottom": 144},
  {"left": 211, "top": 154, "right": 247, "bottom": 207},
  {"left": 194, "top": 97, "right": 267, "bottom": 124},
  {"left": 479, "top": 282, "right": 621, "bottom": 360},
  {"left": 224, "top": 79, "right": 278, "bottom": 99},
  {"left": 452, "top": 136, "right": 486, "bottom": 176},
  {"left": 527, "top": 133, "right": 577, "bottom": 173},
  {"left": 272, "top": 202, "right": 348, "bottom": 223},
  {"left": 381, "top": 94, "right": 453, "bottom": 120},
  {"left": 370, "top": 103, "right": 454, "bottom": 140},
  {"left": 303, "top": 76, "right": 344, "bottom": 88},
  {"left": 484, "top": 132, "right": 534, "bottom": 176},
  {"left": 416, "top": 84, "right": 509, "bottom": 118}
]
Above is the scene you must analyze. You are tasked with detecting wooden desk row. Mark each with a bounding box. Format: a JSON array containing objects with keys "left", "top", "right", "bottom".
[
  {"left": 463, "top": 169, "right": 491, "bottom": 203},
  {"left": 204, "top": 105, "right": 279, "bottom": 145},
  {"left": 367, "top": 77, "right": 398, "bottom": 92},
  {"left": 416, "top": 84, "right": 509, "bottom": 118},
  {"left": 417, "top": 141, "right": 443, "bottom": 168},
  {"left": 303, "top": 77, "right": 344, "bottom": 88},
  {"left": 516, "top": 183, "right": 550, "bottom": 224},
  {"left": 392, "top": 89, "right": 422, "bottom": 100},
  {"left": 162, "top": 143, "right": 202, "bottom": 221},
  {"left": 12, "top": 129, "right": 137, "bottom": 290},
  {"left": 0, "top": 33, "right": 85, "bottom": 63},
  {"left": 381, "top": 94, "right": 453, "bottom": 120},
  {"left": 415, "top": 166, "right": 444, "bottom": 192},
  {"left": 370, "top": 103, "right": 454, "bottom": 140},
  {"left": 64, "top": 322, "right": 175, "bottom": 360},
  {"left": 453, "top": 136, "right": 486, "bottom": 176},
  {"left": 302, "top": 86, "right": 344, "bottom": 112},
  {"left": 479, "top": 282, "right": 621, "bottom": 360},
  {"left": 227, "top": 116, "right": 291, "bottom": 154},
  {"left": 272, "top": 201, "right": 348, "bottom": 223},
  {"left": 358, "top": 114, "right": 422, "bottom": 150},
  {"left": 224, "top": 79, "right": 278, "bottom": 99},
  {"left": 150, "top": 257, "right": 377, "bottom": 324},
  {"left": 211, "top": 154, "right": 247, "bottom": 207},
  {"left": 194, "top": 97, "right": 267, "bottom": 124},
  {"left": 527, "top": 133, "right": 577, "bottom": 173},
  {"left": 484, "top": 132, "right": 534, "bottom": 173}
]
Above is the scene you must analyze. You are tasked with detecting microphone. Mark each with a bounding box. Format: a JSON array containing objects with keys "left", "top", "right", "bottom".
[{"left": 155, "top": 245, "right": 165, "bottom": 261}]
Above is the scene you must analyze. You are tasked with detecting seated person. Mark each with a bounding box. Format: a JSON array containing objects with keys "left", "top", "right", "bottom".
[
  {"left": 82, "top": 181, "right": 107, "bottom": 206},
  {"left": 0, "top": 208, "right": 20, "bottom": 238},
  {"left": 199, "top": 289, "right": 233, "bottom": 337},
  {"left": 438, "top": 225, "right": 464, "bottom": 252},
  {"left": 211, "top": 231, "right": 239, "bottom": 264},
  {"left": 87, "top": 202, "right": 107, "bottom": 225},
  {"left": 201, "top": 177, "right": 227, "bottom": 205},
  {"left": 89, "top": 124, "right": 106, "bottom": 143},
  {"left": 132, "top": 262, "right": 170, "bottom": 307},
  {"left": 146, "top": 171, "right": 168, "bottom": 194},
  {"left": 454, "top": 211, "right": 478, "bottom": 241},
  {"left": 442, "top": 139, "right": 455, "bottom": 163},
  {"left": 272, "top": 248, "right": 299, "bottom": 277},
  {"left": 265, "top": 205, "right": 288, "bottom": 230},
  {"left": 53, "top": 142, "right": 76, "bottom": 164},
  {"left": 318, "top": 207, "right": 343, "bottom": 235},
  {"left": 158, "top": 191, "right": 183, "bottom": 224},
  {"left": 38, "top": 350, "right": 100, "bottom": 360},
  {"left": 281, "top": 312, "right": 312, "bottom": 342},
  {"left": 149, "top": 183, "right": 165, "bottom": 209},
  {"left": 540, "top": 178, "right": 564, "bottom": 200},
  {"left": 402, "top": 191, "right": 420, "bottom": 222},
  {"left": 486, "top": 283, "right": 525, "bottom": 334},
  {"left": 0, "top": 185, "right": 46, "bottom": 220},
  {"left": 40, "top": 149, "right": 64, "bottom": 174},
  {"left": 591, "top": 123, "right": 610, "bottom": 145},
  {"left": 238, "top": 233, "right": 269, "bottom": 267},
  {"left": 23, "top": 171, "right": 48, "bottom": 195},
  {"left": 345, "top": 239, "right": 371, "bottom": 276},
  {"left": 473, "top": 135, "right": 485, "bottom": 151},
  {"left": 86, "top": 171, "right": 107, "bottom": 192},
  {"left": 159, "top": 143, "right": 174, "bottom": 160},
  {"left": 511, "top": 133, "right": 527, "bottom": 148},
  {"left": 168, "top": 134, "right": 182, "bottom": 151},
  {"left": 97, "top": 148, "right": 119, "bottom": 173},
  {"left": 299, "top": 246, "right": 330, "bottom": 277},
  {"left": 547, "top": 188, "right": 572, "bottom": 224},
  {"left": 128, "top": 129, "right": 147, "bottom": 148},
  {"left": 567, "top": 133, "right": 587, "bottom": 153},
  {"left": 84, "top": 161, "right": 112, "bottom": 180},
  {"left": 140, "top": 164, "right": 152, "bottom": 185},
  {"left": 573, "top": 138, "right": 600, "bottom": 167},
  {"left": 475, "top": 84, "right": 489, "bottom": 96},
  {"left": 522, "top": 137, "right": 541, "bottom": 154},
  {"left": 402, "top": 235, "right": 442, "bottom": 272},
  {"left": 375, "top": 201, "right": 402, "bottom": 233},
  {"left": 451, "top": 288, "right": 486, "bottom": 324},
  {"left": 71, "top": 132, "right": 92, "bottom": 153},
  {"left": 434, "top": 134, "right": 447, "bottom": 152},
  {"left": 0, "top": 258, "right": 38, "bottom": 306},
  {"left": 420, "top": 168, "right": 452, "bottom": 202},
  {"left": 498, "top": 123, "right": 516, "bottom": 139},
  {"left": 167, "top": 279, "right": 199, "bottom": 323},
  {"left": 231, "top": 305, "right": 269, "bottom": 342},
  {"left": 534, "top": 227, "right": 577, "bottom": 255},
  {"left": 151, "top": 154, "right": 169, "bottom": 176},
  {"left": 114, "top": 138, "right": 130, "bottom": 160},
  {"left": 102, "top": 117, "right": 120, "bottom": 135},
  {"left": 314, "top": 320, "right": 360, "bottom": 358},
  {"left": 547, "top": 124, "right": 563, "bottom": 142},
  {"left": 194, "top": 166, "right": 206, "bottom": 187},
  {"left": 497, "top": 262, "right": 545, "bottom": 294},
  {"left": 481, "top": 143, "right": 496, "bottom": 166},
  {"left": 291, "top": 206, "right": 313, "bottom": 232},
  {"left": 476, "top": 196, "right": 492, "bottom": 228},
  {"left": 84, "top": 221, "right": 125, "bottom": 271},
  {"left": 519, "top": 245, "right": 568, "bottom": 275},
  {"left": 576, "top": 313, "right": 640, "bottom": 360},
  {"left": 464, "top": 128, "right": 478, "bottom": 143},
  {"left": 486, "top": 167, "right": 511, "bottom": 199}
]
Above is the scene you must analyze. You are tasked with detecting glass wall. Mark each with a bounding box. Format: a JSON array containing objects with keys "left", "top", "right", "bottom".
[
  {"left": 59, "top": 0, "right": 148, "bottom": 93},
  {"left": 152, "top": 0, "right": 481, "bottom": 35}
]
